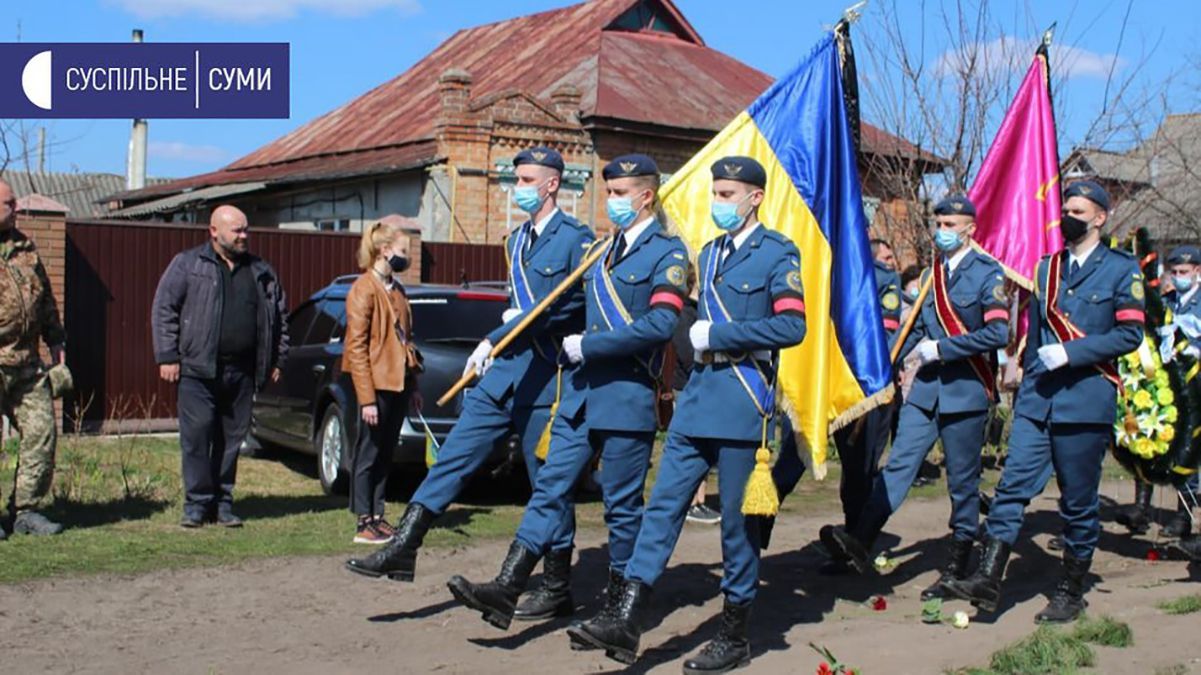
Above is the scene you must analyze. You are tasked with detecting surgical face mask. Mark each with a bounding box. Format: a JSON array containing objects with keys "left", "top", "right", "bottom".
[
  {"left": 388, "top": 254, "right": 410, "bottom": 273},
  {"left": 1060, "top": 214, "right": 1092, "bottom": 243},
  {"left": 934, "top": 227, "right": 962, "bottom": 253},
  {"left": 512, "top": 184, "right": 545, "bottom": 214},
  {"left": 606, "top": 195, "right": 643, "bottom": 229},
  {"left": 711, "top": 194, "right": 751, "bottom": 231},
  {"left": 905, "top": 287, "right": 920, "bottom": 303},
  {"left": 1174, "top": 274, "right": 1195, "bottom": 293}
]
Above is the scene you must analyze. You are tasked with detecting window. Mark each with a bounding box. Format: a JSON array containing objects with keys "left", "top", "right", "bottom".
[
  {"left": 315, "top": 218, "right": 350, "bottom": 232},
  {"left": 409, "top": 294, "right": 506, "bottom": 343},
  {"left": 288, "top": 301, "right": 318, "bottom": 345},
  {"left": 305, "top": 300, "right": 346, "bottom": 345}
]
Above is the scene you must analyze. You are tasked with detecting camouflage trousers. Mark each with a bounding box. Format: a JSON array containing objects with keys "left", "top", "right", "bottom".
[{"left": 0, "top": 362, "right": 56, "bottom": 513}]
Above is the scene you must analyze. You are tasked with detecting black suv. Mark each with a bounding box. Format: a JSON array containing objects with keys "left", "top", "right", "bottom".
[{"left": 247, "top": 276, "right": 513, "bottom": 494}]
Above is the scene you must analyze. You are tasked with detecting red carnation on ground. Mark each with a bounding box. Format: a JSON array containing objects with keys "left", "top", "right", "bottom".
[
  {"left": 1146, "top": 548, "right": 1161, "bottom": 562},
  {"left": 869, "top": 595, "right": 887, "bottom": 611}
]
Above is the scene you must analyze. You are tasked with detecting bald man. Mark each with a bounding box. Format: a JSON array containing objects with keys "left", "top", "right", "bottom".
[
  {"left": 0, "top": 179, "right": 67, "bottom": 538},
  {"left": 152, "top": 205, "right": 289, "bottom": 527}
]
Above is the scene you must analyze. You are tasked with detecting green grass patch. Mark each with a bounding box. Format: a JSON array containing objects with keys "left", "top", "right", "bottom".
[
  {"left": 1157, "top": 593, "right": 1201, "bottom": 615},
  {"left": 984, "top": 626, "right": 1095, "bottom": 674},
  {"left": 954, "top": 615, "right": 1132, "bottom": 675},
  {"left": 1073, "top": 615, "right": 1133, "bottom": 648}
]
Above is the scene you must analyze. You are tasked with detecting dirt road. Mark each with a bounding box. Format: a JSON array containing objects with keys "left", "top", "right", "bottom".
[{"left": 2, "top": 482, "right": 1199, "bottom": 674}]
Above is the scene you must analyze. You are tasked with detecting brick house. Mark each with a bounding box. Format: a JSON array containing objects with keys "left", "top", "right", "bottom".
[{"left": 111, "top": 0, "right": 943, "bottom": 250}]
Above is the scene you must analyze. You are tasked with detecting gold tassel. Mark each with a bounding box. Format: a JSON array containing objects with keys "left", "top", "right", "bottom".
[
  {"left": 534, "top": 365, "right": 563, "bottom": 461},
  {"left": 742, "top": 418, "right": 779, "bottom": 516}
]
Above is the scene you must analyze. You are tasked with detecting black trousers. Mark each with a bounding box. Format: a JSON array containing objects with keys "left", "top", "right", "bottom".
[
  {"left": 351, "top": 390, "right": 407, "bottom": 517},
  {"left": 831, "top": 398, "right": 897, "bottom": 532},
  {"left": 178, "top": 363, "right": 254, "bottom": 519}
]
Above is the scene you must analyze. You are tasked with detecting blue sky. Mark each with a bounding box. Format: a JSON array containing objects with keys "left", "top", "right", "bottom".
[{"left": 5, "top": 0, "right": 1198, "bottom": 179}]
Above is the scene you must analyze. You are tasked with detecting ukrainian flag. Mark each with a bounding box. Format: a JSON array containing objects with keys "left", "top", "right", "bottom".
[{"left": 660, "top": 30, "right": 892, "bottom": 478}]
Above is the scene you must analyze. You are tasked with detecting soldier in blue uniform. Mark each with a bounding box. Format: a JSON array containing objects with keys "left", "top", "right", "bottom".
[
  {"left": 762, "top": 239, "right": 902, "bottom": 562},
  {"left": 566, "top": 156, "right": 807, "bottom": 674},
  {"left": 821, "top": 195, "right": 1009, "bottom": 602},
  {"left": 945, "top": 181, "right": 1144, "bottom": 623},
  {"left": 1116, "top": 245, "right": 1201, "bottom": 540},
  {"left": 345, "top": 147, "right": 594, "bottom": 587},
  {"left": 445, "top": 154, "right": 690, "bottom": 629}
]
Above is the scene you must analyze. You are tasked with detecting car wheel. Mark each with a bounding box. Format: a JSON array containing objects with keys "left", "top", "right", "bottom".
[{"left": 316, "top": 404, "right": 350, "bottom": 496}]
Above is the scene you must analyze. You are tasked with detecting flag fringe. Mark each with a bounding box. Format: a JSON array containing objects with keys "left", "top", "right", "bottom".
[{"left": 829, "top": 382, "right": 895, "bottom": 432}]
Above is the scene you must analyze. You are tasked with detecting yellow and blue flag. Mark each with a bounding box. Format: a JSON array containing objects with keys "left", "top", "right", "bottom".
[{"left": 660, "top": 29, "right": 892, "bottom": 478}]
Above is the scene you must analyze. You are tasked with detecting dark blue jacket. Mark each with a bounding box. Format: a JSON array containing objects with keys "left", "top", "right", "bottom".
[
  {"left": 480, "top": 209, "right": 594, "bottom": 409},
  {"left": 151, "top": 243, "right": 289, "bottom": 389},
  {"left": 897, "top": 248, "right": 1009, "bottom": 414},
  {"left": 1015, "top": 245, "right": 1145, "bottom": 424}
]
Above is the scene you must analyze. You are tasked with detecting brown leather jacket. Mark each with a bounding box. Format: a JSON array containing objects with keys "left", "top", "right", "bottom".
[{"left": 342, "top": 272, "right": 419, "bottom": 405}]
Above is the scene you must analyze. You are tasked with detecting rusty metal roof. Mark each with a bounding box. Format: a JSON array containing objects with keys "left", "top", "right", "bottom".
[{"left": 118, "top": 0, "right": 942, "bottom": 203}]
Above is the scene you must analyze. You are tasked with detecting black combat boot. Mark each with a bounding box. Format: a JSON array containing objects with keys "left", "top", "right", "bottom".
[
  {"left": 682, "top": 599, "right": 752, "bottom": 674},
  {"left": 447, "top": 541, "right": 540, "bottom": 630},
  {"left": 942, "top": 537, "right": 1011, "bottom": 612},
  {"left": 1034, "top": 554, "right": 1091, "bottom": 623},
  {"left": 920, "top": 538, "right": 974, "bottom": 601},
  {"left": 570, "top": 568, "right": 625, "bottom": 651},
  {"left": 344, "top": 502, "right": 435, "bottom": 581},
  {"left": 1162, "top": 496, "right": 1194, "bottom": 539},
  {"left": 819, "top": 524, "right": 873, "bottom": 575},
  {"left": 513, "top": 546, "right": 574, "bottom": 621},
  {"left": 1114, "top": 480, "right": 1153, "bottom": 534},
  {"left": 565, "top": 579, "right": 651, "bottom": 665}
]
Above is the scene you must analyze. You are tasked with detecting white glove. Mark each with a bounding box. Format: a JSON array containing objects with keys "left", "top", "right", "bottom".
[
  {"left": 464, "top": 339, "right": 494, "bottom": 377},
  {"left": 916, "top": 339, "right": 941, "bottom": 365},
  {"left": 689, "top": 320, "right": 712, "bottom": 352},
  {"left": 502, "top": 308, "right": 522, "bottom": 324},
  {"left": 1037, "top": 344, "right": 1069, "bottom": 371},
  {"left": 562, "top": 334, "right": 584, "bottom": 364},
  {"left": 1160, "top": 331, "right": 1177, "bottom": 364}
]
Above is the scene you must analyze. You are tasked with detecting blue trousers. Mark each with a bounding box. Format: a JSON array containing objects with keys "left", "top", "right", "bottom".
[
  {"left": 625, "top": 431, "right": 760, "bottom": 604},
  {"left": 985, "top": 416, "right": 1110, "bottom": 560},
  {"left": 853, "top": 403, "right": 986, "bottom": 544},
  {"left": 514, "top": 422, "right": 653, "bottom": 570},
  {"left": 411, "top": 384, "right": 576, "bottom": 551}
]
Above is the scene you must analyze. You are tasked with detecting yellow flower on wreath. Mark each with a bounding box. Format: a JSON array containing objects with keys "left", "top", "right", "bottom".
[
  {"left": 1133, "top": 389, "right": 1154, "bottom": 410},
  {"left": 1155, "top": 369, "right": 1170, "bottom": 387},
  {"left": 1158, "top": 388, "right": 1175, "bottom": 406},
  {"left": 1164, "top": 406, "right": 1179, "bottom": 423},
  {"left": 1133, "top": 437, "right": 1158, "bottom": 459}
]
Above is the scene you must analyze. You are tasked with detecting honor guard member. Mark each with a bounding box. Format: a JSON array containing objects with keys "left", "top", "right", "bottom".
[
  {"left": 346, "top": 147, "right": 594, "bottom": 586},
  {"left": 822, "top": 195, "right": 1009, "bottom": 600},
  {"left": 446, "top": 154, "right": 690, "bottom": 629},
  {"left": 567, "top": 156, "right": 807, "bottom": 674},
  {"left": 1116, "top": 244, "right": 1201, "bottom": 540},
  {"left": 764, "top": 239, "right": 902, "bottom": 560},
  {"left": 946, "top": 181, "right": 1144, "bottom": 623}
]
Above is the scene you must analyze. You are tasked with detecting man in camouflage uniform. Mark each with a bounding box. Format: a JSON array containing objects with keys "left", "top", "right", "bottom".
[{"left": 0, "top": 179, "right": 66, "bottom": 538}]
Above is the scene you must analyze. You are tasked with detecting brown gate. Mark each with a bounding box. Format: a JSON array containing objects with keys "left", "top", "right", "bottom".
[
  {"left": 65, "top": 220, "right": 362, "bottom": 429},
  {"left": 421, "top": 241, "right": 506, "bottom": 285}
]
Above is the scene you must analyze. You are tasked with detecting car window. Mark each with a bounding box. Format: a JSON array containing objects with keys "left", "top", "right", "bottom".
[
  {"left": 306, "top": 299, "right": 345, "bottom": 345},
  {"left": 410, "top": 294, "right": 506, "bottom": 342},
  {"left": 288, "top": 301, "right": 318, "bottom": 344}
]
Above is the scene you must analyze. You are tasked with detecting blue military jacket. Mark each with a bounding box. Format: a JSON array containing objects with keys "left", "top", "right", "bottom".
[
  {"left": 1015, "top": 245, "right": 1144, "bottom": 425},
  {"left": 672, "top": 225, "right": 807, "bottom": 442},
  {"left": 898, "top": 248, "right": 1009, "bottom": 415},
  {"left": 875, "top": 260, "right": 902, "bottom": 336},
  {"left": 1165, "top": 286, "right": 1201, "bottom": 322},
  {"left": 557, "top": 220, "right": 689, "bottom": 431},
  {"left": 481, "top": 209, "right": 595, "bottom": 409}
]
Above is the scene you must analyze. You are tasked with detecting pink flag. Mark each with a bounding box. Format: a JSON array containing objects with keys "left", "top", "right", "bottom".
[{"left": 969, "top": 39, "right": 1061, "bottom": 347}]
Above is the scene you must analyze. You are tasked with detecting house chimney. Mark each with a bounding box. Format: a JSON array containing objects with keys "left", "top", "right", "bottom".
[
  {"left": 126, "top": 28, "right": 148, "bottom": 190},
  {"left": 438, "top": 68, "right": 473, "bottom": 115},
  {"left": 550, "top": 83, "right": 581, "bottom": 122}
]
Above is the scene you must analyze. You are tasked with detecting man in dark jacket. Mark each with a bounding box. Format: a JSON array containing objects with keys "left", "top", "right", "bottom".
[{"left": 151, "top": 205, "right": 288, "bottom": 528}]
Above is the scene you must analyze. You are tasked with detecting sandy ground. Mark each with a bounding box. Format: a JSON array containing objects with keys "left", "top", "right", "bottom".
[{"left": 2, "top": 481, "right": 1201, "bottom": 675}]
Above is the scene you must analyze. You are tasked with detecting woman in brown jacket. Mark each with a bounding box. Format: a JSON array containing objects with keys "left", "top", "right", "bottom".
[{"left": 343, "top": 216, "right": 422, "bottom": 544}]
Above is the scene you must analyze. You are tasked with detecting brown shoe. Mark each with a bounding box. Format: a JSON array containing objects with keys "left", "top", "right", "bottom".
[
  {"left": 375, "top": 517, "right": 396, "bottom": 539},
  {"left": 354, "top": 520, "right": 390, "bottom": 545}
]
